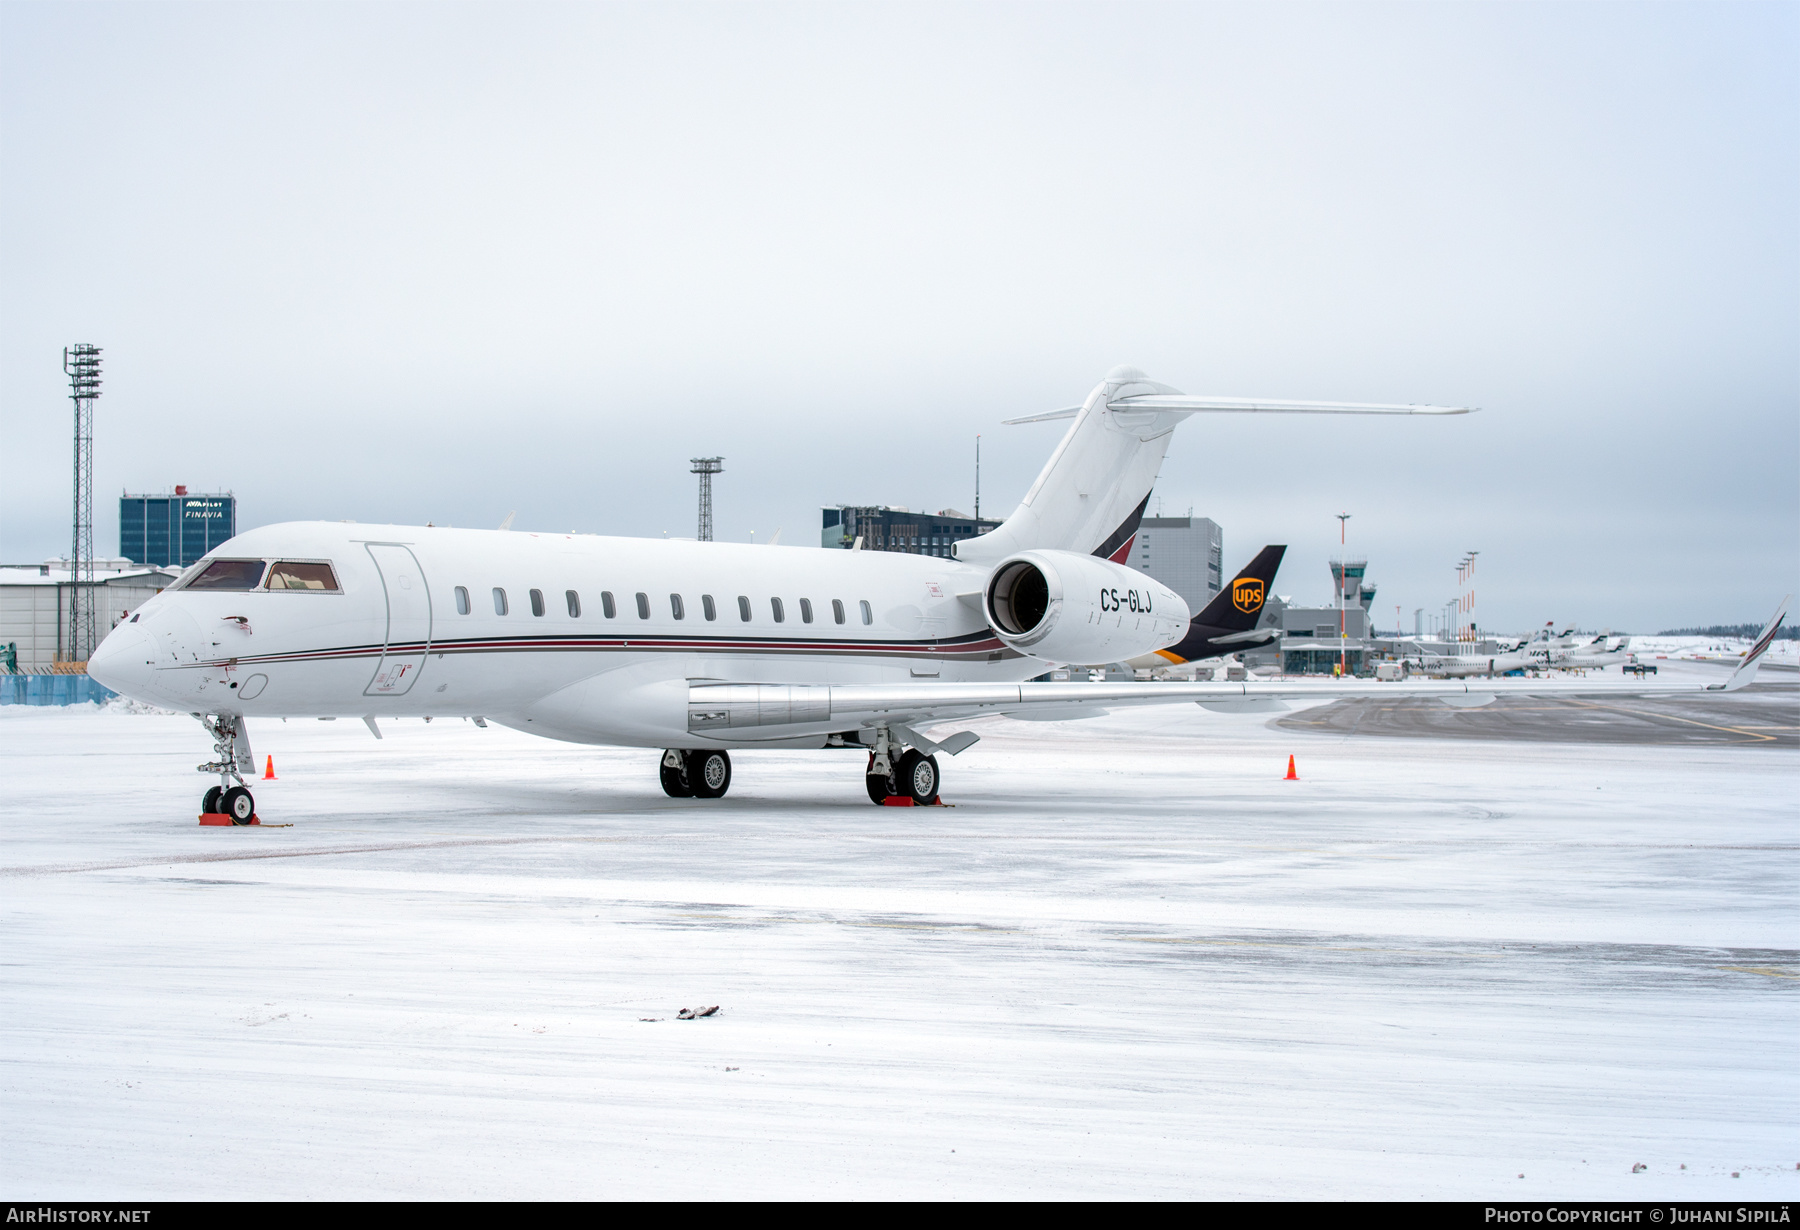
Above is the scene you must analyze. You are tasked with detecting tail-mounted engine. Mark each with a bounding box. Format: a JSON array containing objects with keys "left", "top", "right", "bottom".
[{"left": 983, "top": 550, "right": 1190, "bottom": 666}]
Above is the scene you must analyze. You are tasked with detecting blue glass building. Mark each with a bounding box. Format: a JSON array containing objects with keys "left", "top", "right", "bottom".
[{"left": 120, "top": 491, "right": 236, "bottom": 568}]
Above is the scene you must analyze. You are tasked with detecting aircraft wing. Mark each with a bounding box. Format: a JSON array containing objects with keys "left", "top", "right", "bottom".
[{"left": 688, "top": 599, "right": 1787, "bottom": 736}]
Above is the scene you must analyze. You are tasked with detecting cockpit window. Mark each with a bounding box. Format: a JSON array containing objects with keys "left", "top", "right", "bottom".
[
  {"left": 183, "top": 559, "right": 267, "bottom": 591},
  {"left": 265, "top": 561, "right": 340, "bottom": 592}
]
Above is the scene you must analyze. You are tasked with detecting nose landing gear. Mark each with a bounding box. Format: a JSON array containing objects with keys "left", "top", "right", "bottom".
[{"left": 197, "top": 714, "right": 258, "bottom": 823}]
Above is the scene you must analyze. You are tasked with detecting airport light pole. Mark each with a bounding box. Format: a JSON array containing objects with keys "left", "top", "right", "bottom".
[
  {"left": 64, "top": 345, "right": 102, "bottom": 665},
  {"left": 1336, "top": 513, "right": 1351, "bottom": 677}
]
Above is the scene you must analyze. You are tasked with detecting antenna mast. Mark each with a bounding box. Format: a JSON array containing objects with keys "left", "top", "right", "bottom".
[
  {"left": 690, "top": 456, "right": 723, "bottom": 541},
  {"left": 64, "top": 344, "right": 102, "bottom": 664}
]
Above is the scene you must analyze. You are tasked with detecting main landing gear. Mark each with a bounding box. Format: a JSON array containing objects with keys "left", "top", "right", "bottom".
[
  {"left": 660, "top": 748, "right": 733, "bottom": 799},
  {"left": 659, "top": 727, "right": 958, "bottom": 806},
  {"left": 196, "top": 714, "right": 258, "bottom": 823},
  {"left": 863, "top": 726, "right": 941, "bottom": 806}
]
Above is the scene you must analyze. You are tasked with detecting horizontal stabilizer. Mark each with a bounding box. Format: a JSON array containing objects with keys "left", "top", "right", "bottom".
[
  {"left": 1110, "top": 394, "right": 1475, "bottom": 416},
  {"left": 1208, "top": 627, "right": 1280, "bottom": 647},
  {"left": 1001, "top": 406, "right": 1082, "bottom": 425}
]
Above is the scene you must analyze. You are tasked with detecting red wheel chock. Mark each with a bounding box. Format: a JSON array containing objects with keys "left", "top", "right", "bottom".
[
  {"left": 880, "top": 796, "right": 946, "bottom": 807},
  {"left": 199, "top": 813, "right": 261, "bottom": 826}
]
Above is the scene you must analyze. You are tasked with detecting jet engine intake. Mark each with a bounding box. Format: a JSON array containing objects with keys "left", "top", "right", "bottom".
[{"left": 983, "top": 550, "right": 1189, "bottom": 665}]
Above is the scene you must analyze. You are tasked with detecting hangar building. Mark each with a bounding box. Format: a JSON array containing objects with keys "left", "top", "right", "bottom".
[{"left": 1, "top": 558, "right": 182, "bottom": 673}]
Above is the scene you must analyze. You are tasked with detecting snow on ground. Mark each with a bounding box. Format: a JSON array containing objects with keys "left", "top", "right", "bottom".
[
  {"left": 1, "top": 689, "right": 1795, "bottom": 1199},
  {"left": 1628, "top": 635, "right": 1799, "bottom": 665}
]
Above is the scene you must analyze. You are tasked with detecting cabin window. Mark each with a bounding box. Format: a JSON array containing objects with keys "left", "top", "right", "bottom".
[
  {"left": 737, "top": 595, "right": 751, "bottom": 622},
  {"left": 799, "top": 598, "right": 814, "bottom": 624},
  {"left": 635, "top": 592, "right": 650, "bottom": 619},
  {"left": 493, "top": 588, "right": 509, "bottom": 616},
  {"left": 832, "top": 599, "right": 845, "bottom": 625},
  {"left": 265, "top": 561, "right": 340, "bottom": 592},
  {"left": 566, "top": 590, "right": 580, "bottom": 618},
  {"left": 601, "top": 591, "right": 616, "bottom": 619},
  {"left": 771, "top": 597, "right": 785, "bottom": 623},
  {"left": 454, "top": 586, "right": 470, "bottom": 614},
  {"left": 529, "top": 588, "right": 546, "bottom": 617},
  {"left": 702, "top": 594, "right": 717, "bottom": 621},
  {"left": 670, "top": 594, "right": 685, "bottom": 620},
  {"left": 860, "top": 599, "right": 872, "bottom": 625},
  {"left": 184, "top": 559, "right": 266, "bottom": 591}
]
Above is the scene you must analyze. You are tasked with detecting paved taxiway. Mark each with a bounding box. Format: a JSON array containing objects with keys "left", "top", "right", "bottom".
[
  {"left": 1, "top": 675, "right": 1794, "bottom": 1199},
  {"left": 1281, "top": 661, "right": 1800, "bottom": 748}
]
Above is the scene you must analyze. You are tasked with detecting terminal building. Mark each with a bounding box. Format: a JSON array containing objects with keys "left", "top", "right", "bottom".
[
  {"left": 120, "top": 487, "right": 235, "bottom": 568},
  {"left": 821, "top": 506, "right": 1001, "bottom": 556}
]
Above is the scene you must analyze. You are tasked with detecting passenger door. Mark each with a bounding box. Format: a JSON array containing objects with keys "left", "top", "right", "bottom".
[{"left": 363, "top": 543, "right": 432, "bottom": 696}]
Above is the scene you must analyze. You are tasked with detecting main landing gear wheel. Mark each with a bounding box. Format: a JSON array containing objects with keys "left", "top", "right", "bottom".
[
  {"left": 895, "top": 749, "right": 940, "bottom": 805},
  {"left": 689, "top": 750, "right": 732, "bottom": 799},
  {"left": 202, "top": 785, "right": 224, "bottom": 815},
  {"left": 659, "top": 751, "right": 694, "bottom": 798},
  {"left": 220, "top": 785, "right": 255, "bottom": 825}
]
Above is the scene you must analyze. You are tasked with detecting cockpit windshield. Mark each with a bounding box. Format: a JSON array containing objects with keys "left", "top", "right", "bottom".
[
  {"left": 182, "top": 559, "right": 268, "bottom": 591},
  {"left": 265, "top": 561, "right": 340, "bottom": 591}
]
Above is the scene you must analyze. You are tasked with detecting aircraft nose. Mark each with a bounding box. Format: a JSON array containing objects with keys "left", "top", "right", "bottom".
[{"left": 88, "top": 621, "right": 154, "bottom": 699}]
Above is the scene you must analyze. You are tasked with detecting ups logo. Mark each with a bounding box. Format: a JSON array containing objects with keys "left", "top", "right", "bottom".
[{"left": 1232, "top": 577, "right": 1266, "bottom": 614}]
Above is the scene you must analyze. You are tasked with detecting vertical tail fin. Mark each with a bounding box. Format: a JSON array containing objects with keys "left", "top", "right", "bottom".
[
  {"left": 958, "top": 367, "right": 1187, "bottom": 564},
  {"left": 1192, "top": 546, "right": 1287, "bottom": 632},
  {"left": 1720, "top": 596, "right": 1790, "bottom": 691}
]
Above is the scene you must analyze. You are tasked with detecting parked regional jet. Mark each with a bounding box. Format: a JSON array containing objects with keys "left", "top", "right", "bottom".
[
  {"left": 87, "top": 366, "right": 1788, "bottom": 822},
  {"left": 1395, "top": 640, "right": 1532, "bottom": 678},
  {"left": 1515, "top": 624, "right": 1631, "bottom": 671}
]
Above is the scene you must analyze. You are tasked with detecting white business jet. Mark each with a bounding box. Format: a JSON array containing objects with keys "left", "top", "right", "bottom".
[{"left": 88, "top": 366, "right": 1788, "bottom": 823}]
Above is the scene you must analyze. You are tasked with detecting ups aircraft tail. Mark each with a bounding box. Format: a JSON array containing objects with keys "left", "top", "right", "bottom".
[
  {"left": 1151, "top": 545, "right": 1287, "bottom": 665},
  {"left": 958, "top": 366, "right": 1471, "bottom": 567}
]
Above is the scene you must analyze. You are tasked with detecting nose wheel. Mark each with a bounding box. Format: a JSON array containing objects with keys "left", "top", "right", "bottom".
[
  {"left": 221, "top": 786, "right": 256, "bottom": 824},
  {"left": 195, "top": 713, "right": 258, "bottom": 823}
]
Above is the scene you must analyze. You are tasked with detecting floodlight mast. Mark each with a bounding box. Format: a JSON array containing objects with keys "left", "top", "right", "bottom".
[
  {"left": 63, "top": 345, "right": 102, "bottom": 664},
  {"left": 690, "top": 456, "right": 724, "bottom": 541},
  {"left": 1336, "top": 512, "right": 1351, "bottom": 678}
]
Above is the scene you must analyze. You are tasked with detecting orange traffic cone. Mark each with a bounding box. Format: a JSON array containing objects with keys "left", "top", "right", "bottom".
[
  {"left": 262, "top": 755, "right": 278, "bottom": 781},
  {"left": 1284, "top": 755, "right": 1298, "bottom": 781}
]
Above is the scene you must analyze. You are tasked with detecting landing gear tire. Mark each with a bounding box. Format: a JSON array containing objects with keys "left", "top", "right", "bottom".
[
  {"left": 221, "top": 785, "right": 255, "bottom": 825},
  {"left": 689, "top": 750, "right": 732, "bottom": 799},
  {"left": 202, "top": 785, "right": 223, "bottom": 815},
  {"left": 896, "top": 749, "right": 940, "bottom": 805},
  {"left": 659, "top": 751, "right": 693, "bottom": 798},
  {"left": 866, "top": 770, "right": 895, "bottom": 805}
]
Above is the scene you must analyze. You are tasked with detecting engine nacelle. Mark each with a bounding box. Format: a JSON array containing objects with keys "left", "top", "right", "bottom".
[{"left": 983, "top": 549, "right": 1190, "bottom": 665}]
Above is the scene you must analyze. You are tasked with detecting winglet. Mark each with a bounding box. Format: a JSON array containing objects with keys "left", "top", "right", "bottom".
[{"left": 1718, "top": 595, "right": 1790, "bottom": 691}]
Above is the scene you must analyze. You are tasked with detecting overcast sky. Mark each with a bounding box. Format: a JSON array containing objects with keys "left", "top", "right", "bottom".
[{"left": 2, "top": 1, "right": 1794, "bottom": 633}]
